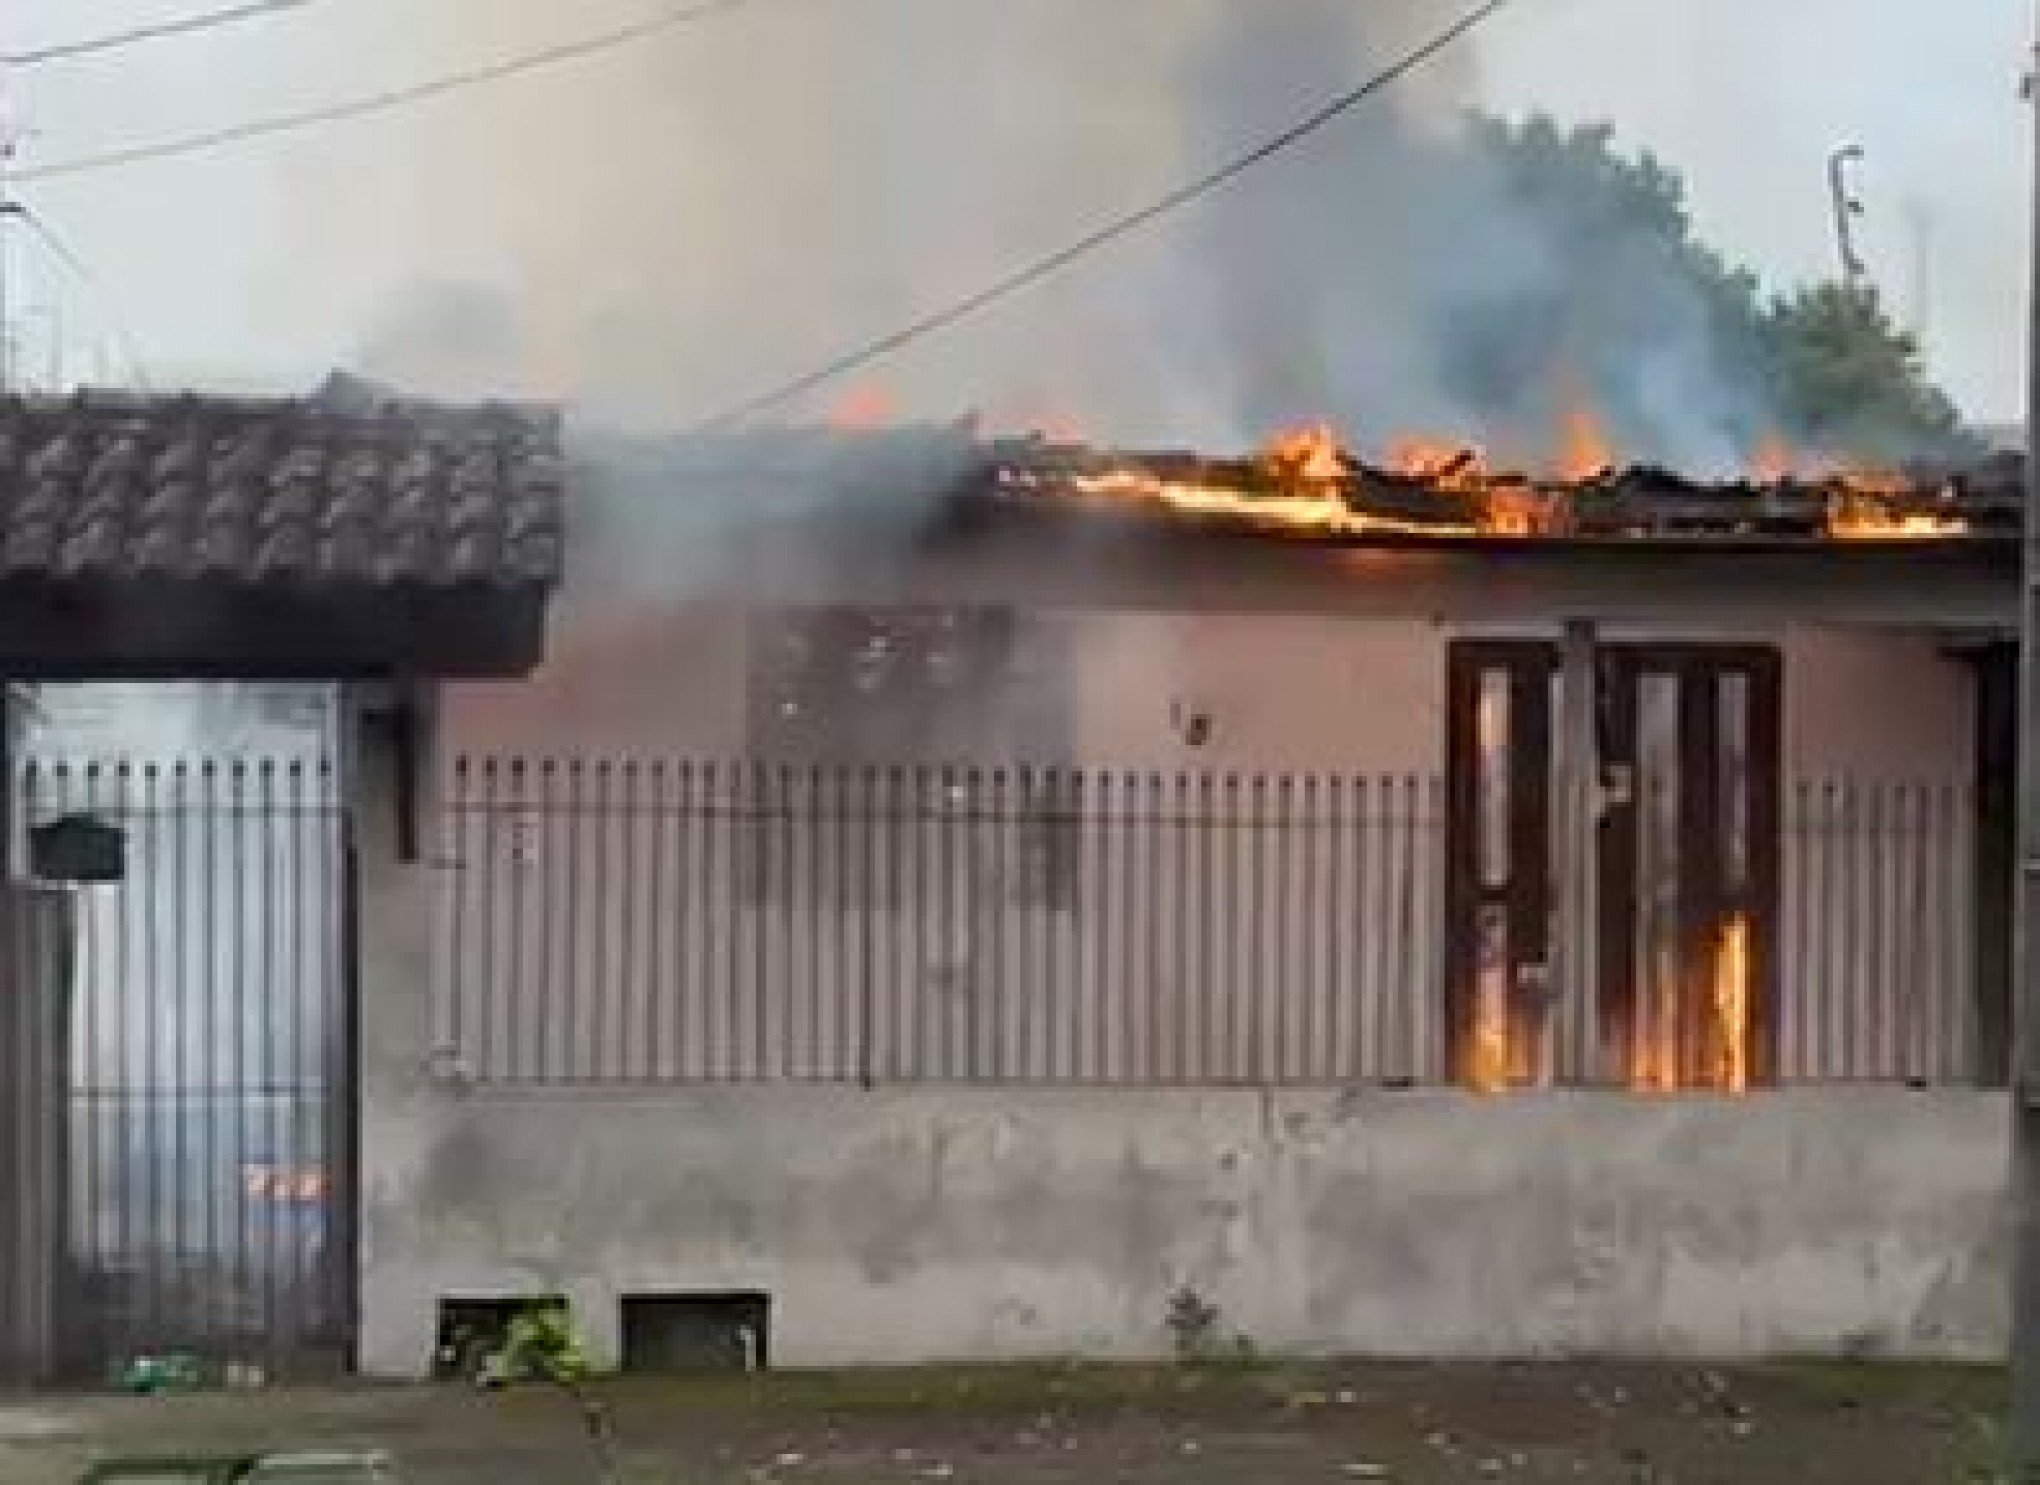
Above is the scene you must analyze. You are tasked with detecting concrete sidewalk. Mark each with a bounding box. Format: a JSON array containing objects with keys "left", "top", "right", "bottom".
[{"left": 0, "top": 1385, "right": 602, "bottom": 1483}]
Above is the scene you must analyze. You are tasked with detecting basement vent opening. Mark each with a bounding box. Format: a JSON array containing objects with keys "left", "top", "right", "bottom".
[
  {"left": 433, "top": 1295, "right": 567, "bottom": 1381},
  {"left": 621, "top": 1292, "right": 771, "bottom": 1374}
]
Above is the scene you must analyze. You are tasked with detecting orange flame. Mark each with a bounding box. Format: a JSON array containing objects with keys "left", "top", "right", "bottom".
[
  {"left": 1057, "top": 425, "right": 1499, "bottom": 542},
  {"left": 827, "top": 383, "right": 896, "bottom": 430},
  {"left": 1064, "top": 470, "right": 1438, "bottom": 539},
  {"left": 1387, "top": 437, "right": 1485, "bottom": 484},
  {"left": 1629, "top": 1026, "right": 1678, "bottom": 1095},
  {"left": 1005, "top": 418, "right": 1968, "bottom": 549},
  {"left": 1629, "top": 913, "right": 1751, "bottom": 1094},
  {"left": 1262, "top": 423, "right": 1348, "bottom": 483},
  {"left": 1834, "top": 469, "right": 1912, "bottom": 499},
  {"left": 1467, "top": 984, "right": 1512, "bottom": 1094},
  {"left": 1825, "top": 476, "right": 1969, "bottom": 541},
  {"left": 1465, "top": 689, "right": 1517, "bottom": 1095},
  {"left": 1750, "top": 433, "right": 1796, "bottom": 485},
  {"left": 1386, "top": 439, "right": 1549, "bottom": 535},
  {"left": 1479, "top": 480, "right": 1551, "bottom": 538},
  {"left": 1555, "top": 397, "right": 1615, "bottom": 481},
  {"left": 1710, "top": 914, "right": 1750, "bottom": 1095}
]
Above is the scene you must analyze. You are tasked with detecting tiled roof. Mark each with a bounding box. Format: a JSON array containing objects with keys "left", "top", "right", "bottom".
[{"left": 0, "top": 382, "right": 564, "bottom": 588}]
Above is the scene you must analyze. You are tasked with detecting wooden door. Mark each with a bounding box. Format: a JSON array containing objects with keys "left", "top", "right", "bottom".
[
  {"left": 1445, "top": 642, "right": 1557, "bottom": 1090},
  {"left": 1445, "top": 640, "right": 1781, "bottom": 1090},
  {"left": 1596, "top": 646, "right": 1781, "bottom": 1091}
]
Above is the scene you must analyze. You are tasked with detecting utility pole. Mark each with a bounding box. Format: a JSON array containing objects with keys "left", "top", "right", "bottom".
[
  {"left": 1828, "top": 143, "right": 1868, "bottom": 287},
  {"left": 2013, "top": 26, "right": 2040, "bottom": 1481},
  {"left": 0, "top": 138, "right": 13, "bottom": 394},
  {"left": 0, "top": 69, "right": 22, "bottom": 396}
]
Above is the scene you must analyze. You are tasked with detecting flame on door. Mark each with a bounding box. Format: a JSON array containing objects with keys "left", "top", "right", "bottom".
[
  {"left": 1629, "top": 912, "right": 1751, "bottom": 1094},
  {"left": 1709, "top": 914, "right": 1751, "bottom": 1094}
]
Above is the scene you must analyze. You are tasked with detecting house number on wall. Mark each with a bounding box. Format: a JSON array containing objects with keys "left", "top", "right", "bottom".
[{"left": 509, "top": 810, "right": 539, "bottom": 868}]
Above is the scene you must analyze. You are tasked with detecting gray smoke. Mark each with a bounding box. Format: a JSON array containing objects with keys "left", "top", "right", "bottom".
[
  {"left": 324, "top": 1, "right": 1451, "bottom": 442},
  {"left": 1182, "top": 5, "right": 1775, "bottom": 471},
  {"left": 1185, "top": 1, "right": 1475, "bottom": 445},
  {"left": 22, "top": 0, "right": 2014, "bottom": 450},
  {"left": 326, "top": 0, "right": 1780, "bottom": 471},
  {"left": 331, "top": 0, "right": 1233, "bottom": 437}
]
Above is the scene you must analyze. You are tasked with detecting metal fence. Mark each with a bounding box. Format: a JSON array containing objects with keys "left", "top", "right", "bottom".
[
  {"left": 434, "top": 759, "right": 1447, "bottom": 1085},
  {"left": 431, "top": 758, "right": 1980, "bottom": 1090},
  {"left": 0, "top": 756, "right": 351, "bottom": 1386},
  {"left": 1777, "top": 777, "right": 1975, "bottom": 1083}
]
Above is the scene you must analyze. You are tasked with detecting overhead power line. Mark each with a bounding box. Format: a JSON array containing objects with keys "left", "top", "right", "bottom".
[
  {"left": 13, "top": 200, "right": 154, "bottom": 389},
  {"left": 693, "top": 0, "right": 1515, "bottom": 433},
  {"left": 5, "top": 0, "right": 318, "bottom": 68},
  {"left": 15, "top": 0, "right": 759, "bottom": 183}
]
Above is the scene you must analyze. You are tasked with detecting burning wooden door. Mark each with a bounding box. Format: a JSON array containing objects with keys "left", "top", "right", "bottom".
[
  {"left": 1444, "top": 642, "right": 1558, "bottom": 1091},
  {"left": 1596, "top": 647, "right": 1780, "bottom": 1091},
  {"left": 1446, "top": 641, "right": 1780, "bottom": 1090}
]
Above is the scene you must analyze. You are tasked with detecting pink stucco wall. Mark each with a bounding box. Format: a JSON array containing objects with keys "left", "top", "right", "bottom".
[
  {"left": 1783, "top": 626, "right": 1973, "bottom": 782},
  {"left": 442, "top": 603, "right": 1451, "bottom": 773},
  {"left": 443, "top": 603, "right": 1971, "bottom": 786}
]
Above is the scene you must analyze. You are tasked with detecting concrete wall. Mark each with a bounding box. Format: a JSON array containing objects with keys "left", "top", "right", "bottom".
[
  {"left": 358, "top": 1077, "right": 2008, "bottom": 1373},
  {"left": 365, "top": 675, "right": 2006, "bottom": 1370}
]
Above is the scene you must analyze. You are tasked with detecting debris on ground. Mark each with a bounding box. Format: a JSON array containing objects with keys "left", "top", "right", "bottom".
[{"left": 5, "top": 1360, "right": 2003, "bottom": 1485}]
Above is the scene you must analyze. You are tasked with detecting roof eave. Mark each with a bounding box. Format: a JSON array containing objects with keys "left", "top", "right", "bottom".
[{"left": 0, "top": 577, "right": 551, "bottom": 680}]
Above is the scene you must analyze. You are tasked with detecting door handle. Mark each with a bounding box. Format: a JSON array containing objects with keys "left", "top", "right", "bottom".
[{"left": 1596, "top": 764, "right": 1635, "bottom": 819}]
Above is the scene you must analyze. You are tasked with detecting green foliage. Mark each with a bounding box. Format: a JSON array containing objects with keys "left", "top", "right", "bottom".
[
  {"left": 1165, "top": 1285, "right": 1222, "bottom": 1362},
  {"left": 481, "top": 1301, "right": 590, "bottom": 1387},
  {"left": 1163, "top": 1286, "right": 1263, "bottom": 1370},
  {"left": 1762, "top": 282, "right": 1977, "bottom": 463}
]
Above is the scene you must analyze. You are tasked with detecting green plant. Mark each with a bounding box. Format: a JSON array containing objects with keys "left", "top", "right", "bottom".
[
  {"left": 482, "top": 1301, "right": 589, "bottom": 1386},
  {"left": 1165, "top": 1286, "right": 1222, "bottom": 1363},
  {"left": 1163, "top": 1286, "right": 1264, "bottom": 1371}
]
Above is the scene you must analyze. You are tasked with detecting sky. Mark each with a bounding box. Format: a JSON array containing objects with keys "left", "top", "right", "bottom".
[{"left": 1, "top": 0, "right": 2031, "bottom": 429}]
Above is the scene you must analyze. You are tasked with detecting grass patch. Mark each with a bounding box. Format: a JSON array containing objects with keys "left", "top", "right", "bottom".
[{"left": 1754, "top": 1358, "right": 2003, "bottom": 1413}]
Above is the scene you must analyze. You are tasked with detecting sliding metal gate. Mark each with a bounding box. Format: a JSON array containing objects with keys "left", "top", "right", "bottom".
[{"left": 0, "top": 755, "right": 353, "bottom": 1386}]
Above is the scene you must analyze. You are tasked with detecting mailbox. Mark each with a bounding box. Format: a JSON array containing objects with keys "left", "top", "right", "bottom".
[{"left": 30, "top": 812, "right": 125, "bottom": 884}]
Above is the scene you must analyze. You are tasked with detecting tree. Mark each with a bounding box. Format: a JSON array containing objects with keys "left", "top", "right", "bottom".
[
  {"left": 1453, "top": 113, "right": 1976, "bottom": 467},
  {"left": 1762, "top": 282, "right": 1975, "bottom": 464}
]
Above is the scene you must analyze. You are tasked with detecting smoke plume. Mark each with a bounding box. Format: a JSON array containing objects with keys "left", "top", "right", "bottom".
[{"left": 315, "top": 0, "right": 1775, "bottom": 470}]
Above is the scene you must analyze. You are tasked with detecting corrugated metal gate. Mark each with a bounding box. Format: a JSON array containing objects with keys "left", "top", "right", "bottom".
[{"left": 0, "top": 755, "right": 353, "bottom": 1387}]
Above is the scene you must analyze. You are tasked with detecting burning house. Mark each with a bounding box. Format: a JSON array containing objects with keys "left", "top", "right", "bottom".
[
  {"left": 20, "top": 380, "right": 2008, "bottom": 1384},
  {"left": 346, "top": 415, "right": 2020, "bottom": 1374}
]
